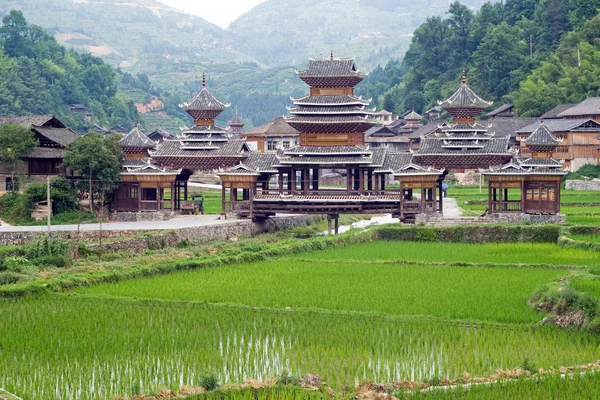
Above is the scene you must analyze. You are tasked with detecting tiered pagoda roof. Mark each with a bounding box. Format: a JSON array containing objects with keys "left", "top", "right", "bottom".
[
  {"left": 183, "top": 74, "right": 229, "bottom": 121},
  {"left": 277, "top": 146, "right": 375, "bottom": 166},
  {"left": 297, "top": 54, "right": 365, "bottom": 87},
  {"left": 286, "top": 56, "right": 378, "bottom": 135},
  {"left": 150, "top": 76, "right": 248, "bottom": 171},
  {"left": 438, "top": 70, "right": 493, "bottom": 119},
  {"left": 520, "top": 121, "right": 562, "bottom": 152},
  {"left": 120, "top": 125, "right": 156, "bottom": 153},
  {"left": 228, "top": 112, "right": 245, "bottom": 133},
  {"left": 415, "top": 71, "right": 511, "bottom": 169}
]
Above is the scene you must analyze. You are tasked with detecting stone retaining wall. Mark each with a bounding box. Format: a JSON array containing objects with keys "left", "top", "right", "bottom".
[
  {"left": 0, "top": 215, "right": 323, "bottom": 249},
  {"left": 565, "top": 180, "right": 600, "bottom": 191},
  {"left": 416, "top": 213, "right": 567, "bottom": 226},
  {"left": 111, "top": 211, "right": 178, "bottom": 222}
]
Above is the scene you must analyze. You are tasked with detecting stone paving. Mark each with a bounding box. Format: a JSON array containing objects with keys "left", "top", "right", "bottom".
[
  {"left": 442, "top": 197, "right": 463, "bottom": 217},
  {"left": 0, "top": 215, "right": 241, "bottom": 233}
]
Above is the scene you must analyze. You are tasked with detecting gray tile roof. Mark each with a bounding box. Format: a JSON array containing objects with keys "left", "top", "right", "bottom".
[
  {"left": 541, "top": 104, "right": 575, "bottom": 119},
  {"left": 147, "top": 128, "right": 173, "bottom": 140},
  {"left": 183, "top": 86, "right": 228, "bottom": 112},
  {"left": 558, "top": 98, "right": 600, "bottom": 117},
  {"left": 417, "top": 137, "right": 511, "bottom": 155},
  {"left": 483, "top": 160, "right": 567, "bottom": 175},
  {"left": 438, "top": 80, "right": 493, "bottom": 109},
  {"left": 229, "top": 113, "right": 244, "bottom": 125},
  {"left": 393, "top": 163, "right": 444, "bottom": 176},
  {"left": 180, "top": 125, "right": 228, "bottom": 135},
  {"left": 521, "top": 123, "right": 561, "bottom": 146},
  {"left": 122, "top": 161, "right": 181, "bottom": 175},
  {"left": 486, "top": 117, "right": 537, "bottom": 138},
  {"left": 243, "top": 117, "right": 299, "bottom": 137},
  {"left": 487, "top": 104, "right": 514, "bottom": 117},
  {"left": 120, "top": 125, "right": 156, "bottom": 148},
  {"left": 374, "top": 152, "right": 413, "bottom": 173},
  {"left": 285, "top": 115, "right": 376, "bottom": 123},
  {"left": 278, "top": 155, "right": 374, "bottom": 165},
  {"left": 517, "top": 118, "right": 600, "bottom": 134},
  {"left": 23, "top": 147, "right": 66, "bottom": 159},
  {"left": 291, "top": 95, "right": 371, "bottom": 106},
  {"left": 371, "top": 147, "right": 387, "bottom": 167},
  {"left": 298, "top": 58, "right": 361, "bottom": 77},
  {"left": 244, "top": 152, "right": 278, "bottom": 173},
  {"left": 151, "top": 139, "right": 247, "bottom": 158},
  {"left": 519, "top": 157, "right": 563, "bottom": 167},
  {"left": 407, "top": 122, "right": 444, "bottom": 139},
  {"left": 284, "top": 146, "right": 371, "bottom": 156},
  {"left": 404, "top": 110, "right": 422, "bottom": 120},
  {"left": 32, "top": 127, "right": 79, "bottom": 147},
  {"left": 288, "top": 105, "right": 374, "bottom": 114},
  {"left": 0, "top": 114, "right": 63, "bottom": 129}
]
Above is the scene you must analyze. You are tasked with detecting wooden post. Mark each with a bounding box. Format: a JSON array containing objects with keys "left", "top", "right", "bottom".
[
  {"left": 358, "top": 167, "right": 364, "bottom": 193},
  {"left": 46, "top": 175, "right": 51, "bottom": 236},
  {"left": 498, "top": 181, "right": 503, "bottom": 212},
  {"left": 249, "top": 185, "right": 254, "bottom": 219},
  {"left": 138, "top": 182, "right": 142, "bottom": 212},
  {"left": 157, "top": 183, "right": 161, "bottom": 211},
  {"left": 520, "top": 180, "right": 525, "bottom": 213},
  {"left": 374, "top": 174, "right": 380, "bottom": 193},
  {"left": 420, "top": 187, "right": 425, "bottom": 213},
  {"left": 367, "top": 170, "right": 373, "bottom": 191},
  {"left": 346, "top": 168, "right": 352, "bottom": 192},
  {"left": 171, "top": 182, "right": 175, "bottom": 211},
  {"left": 312, "top": 168, "right": 319, "bottom": 191},
  {"left": 231, "top": 187, "right": 237, "bottom": 212},
  {"left": 334, "top": 215, "right": 339, "bottom": 235},
  {"left": 488, "top": 182, "right": 493, "bottom": 214},
  {"left": 400, "top": 182, "right": 404, "bottom": 220},
  {"left": 279, "top": 172, "right": 284, "bottom": 193},
  {"left": 381, "top": 176, "right": 386, "bottom": 191},
  {"left": 327, "top": 215, "right": 332, "bottom": 235},
  {"left": 184, "top": 182, "right": 188, "bottom": 201},
  {"left": 555, "top": 181, "right": 561, "bottom": 214},
  {"left": 438, "top": 180, "right": 443, "bottom": 214},
  {"left": 221, "top": 182, "right": 226, "bottom": 216},
  {"left": 291, "top": 168, "right": 296, "bottom": 194}
]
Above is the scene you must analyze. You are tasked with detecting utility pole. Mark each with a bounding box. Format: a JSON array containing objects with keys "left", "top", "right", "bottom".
[
  {"left": 47, "top": 175, "right": 51, "bottom": 236},
  {"left": 577, "top": 44, "right": 581, "bottom": 67}
]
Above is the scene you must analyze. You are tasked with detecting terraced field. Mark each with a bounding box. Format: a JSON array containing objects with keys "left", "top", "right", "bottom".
[{"left": 2, "top": 239, "right": 600, "bottom": 399}]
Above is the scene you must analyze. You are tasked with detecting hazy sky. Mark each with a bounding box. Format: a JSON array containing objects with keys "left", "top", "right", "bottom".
[{"left": 159, "top": 0, "right": 267, "bottom": 28}]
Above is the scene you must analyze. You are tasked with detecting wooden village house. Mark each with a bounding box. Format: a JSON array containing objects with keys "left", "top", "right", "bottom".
[{"left": 0, "top": 115, "right": 78, "bottom": 194}]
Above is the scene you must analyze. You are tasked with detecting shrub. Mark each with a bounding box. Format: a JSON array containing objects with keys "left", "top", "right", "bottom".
[
  {"left": 26, "top": 235, "right": 71, "bottom": 260},
  {"left": 0, "top": 271, "right": 25, "bottom": 285},
  {"left": 198, "top": 372, "right": 219, "bottom": 391},
  {"left": 31, "top": 255, "right": 71, "bottom": 268},
  {"left": 2, "top": 256, "right": 30, "bottom": 273}
]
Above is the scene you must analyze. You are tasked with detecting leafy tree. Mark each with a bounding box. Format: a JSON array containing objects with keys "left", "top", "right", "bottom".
[
  {"left": 0, "top": 124, "right": 38, "bottom": 189},
  {"left": 472, "top": 22, "right": 527, "bottom": 98},
  {"left": 63, "top": 132, "right": 122, "bottom": 213}
]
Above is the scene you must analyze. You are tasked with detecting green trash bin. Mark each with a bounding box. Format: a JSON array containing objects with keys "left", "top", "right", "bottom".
[{"left": 191, "top": 193, "right": 205, "bottom": 215}]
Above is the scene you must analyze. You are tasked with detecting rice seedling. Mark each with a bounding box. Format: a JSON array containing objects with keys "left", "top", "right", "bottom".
[
  {"left": 294, "top": 242, "right": 600, "bottom": 268},
  {"left": 2, "top": 295, "right": 600, "bottom": 399},
  {"left": 78, "top": 259, "right": 565, "bottom": 324}
]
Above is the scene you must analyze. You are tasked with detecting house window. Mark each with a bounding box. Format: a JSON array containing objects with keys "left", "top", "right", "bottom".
[
  {"left": 267, "top": 141, "right": 277, "bottom": 151},
  {"left": 5, "top": 177, "right": 13, "bottom": 191},
  {"left": 283, "top": 141, "right": 290, "bottom": 149},
  {"left": 130, "top": 185, "right": 139, "bottom": 199},
  {"left": 29, "top": 159, "right": 60, "bottom": 175}
]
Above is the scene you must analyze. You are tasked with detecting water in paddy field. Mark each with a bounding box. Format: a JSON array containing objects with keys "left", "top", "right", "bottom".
[{"left": 322, "top": 214, "right": 400, "bottom": 235}]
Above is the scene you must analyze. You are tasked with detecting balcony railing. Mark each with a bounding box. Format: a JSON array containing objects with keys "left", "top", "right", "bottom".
[{"left": 491, "top": 201, "right": 521, "bottom": 213}]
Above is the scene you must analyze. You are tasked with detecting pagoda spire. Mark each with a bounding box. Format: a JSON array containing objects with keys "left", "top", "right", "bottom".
[
  {"left": 182, "top": 73, "right": 229, "bottom": 126},
  {"left": 202, "top": 72, "right": 206, "bottom": 88},
  {"left": 461, "top": 68, "right": 466, "bottom": 84},
  {"left": 330, "top": 50, "right": 334, "bottom": 60}
]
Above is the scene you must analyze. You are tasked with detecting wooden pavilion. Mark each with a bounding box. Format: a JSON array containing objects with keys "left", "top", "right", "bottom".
[
  {"left": 483, "top": 121, "right": 566, "bottom": 215},
  {"left": 218, "top": 55, "right": 444, "bottom": 223}
]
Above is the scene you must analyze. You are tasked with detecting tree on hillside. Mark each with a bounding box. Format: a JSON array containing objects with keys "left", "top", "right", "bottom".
[
  {"left": 0, "top": 124, "right": 39, "bottom": 190},
  {"left": 472, "top": 22, "right": 527, "bottom": 99},
  {"left": 63, "top": 132, "right": 122, "bottom": 213}
]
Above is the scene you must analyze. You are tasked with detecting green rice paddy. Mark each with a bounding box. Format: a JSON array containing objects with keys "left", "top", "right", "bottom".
[{"left": 2, "top": 238, "right": 600, "bottom": 399}]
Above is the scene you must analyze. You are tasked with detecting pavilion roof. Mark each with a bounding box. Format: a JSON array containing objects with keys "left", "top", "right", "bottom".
[
  {"left": 416, "top": 136, "right": 511, "bottom": 155},
  {"left": 182, "top": 75, "right": 229, "bottom": 116},
  {"left": 482, "top": 160, "right": 567, "bottom": 176},
  {"left": 120, "top": 125, "right": 156, "bottom": 148},
  {"left": 298, "top": 57, "right": 363, "bottom": 78},
  {"left": 393, "top": 163, "right": 444, "bottom": 177},
  {"left": 438, "top": 71, "right": 493, "bottom": 109},
  {"left": 121, "top": 159, "right": 181, "bottom": 175},
  {"left": 373, "top": 152, "right": 413, "bottom": 174},
  {"left": 150, "top": 138, "right": 247, "bottom": 158},
  {"left": 291, "top": 95, "right": 371, "bottom": 106},
  {"left": 521, "top": 122, "right": 561, "bottom": 146},
  {"left": 243, "top": 117, "right": 299, "bottom": 138}
]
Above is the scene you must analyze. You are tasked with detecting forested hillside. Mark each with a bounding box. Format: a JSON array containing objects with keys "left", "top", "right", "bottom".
[
  {"left": 362, "top": 0, "right": 600, "bottom": 116},
  {"left": 0, "top": 10, "right": 138, "bottom": 131},
  {"left": 230, "top": 0, "right": 491, "bottom": 69}
]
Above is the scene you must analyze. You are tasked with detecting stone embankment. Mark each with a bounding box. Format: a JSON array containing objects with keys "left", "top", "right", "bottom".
[
  {"left": 565, "top": 180, "right": 600, "bottom": 191},
  {"left": 0, "top": 215, "right": 322, "bottom": 248},
  {"left": 416, "top": 213, "right": 567, "bottom": 226}
]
